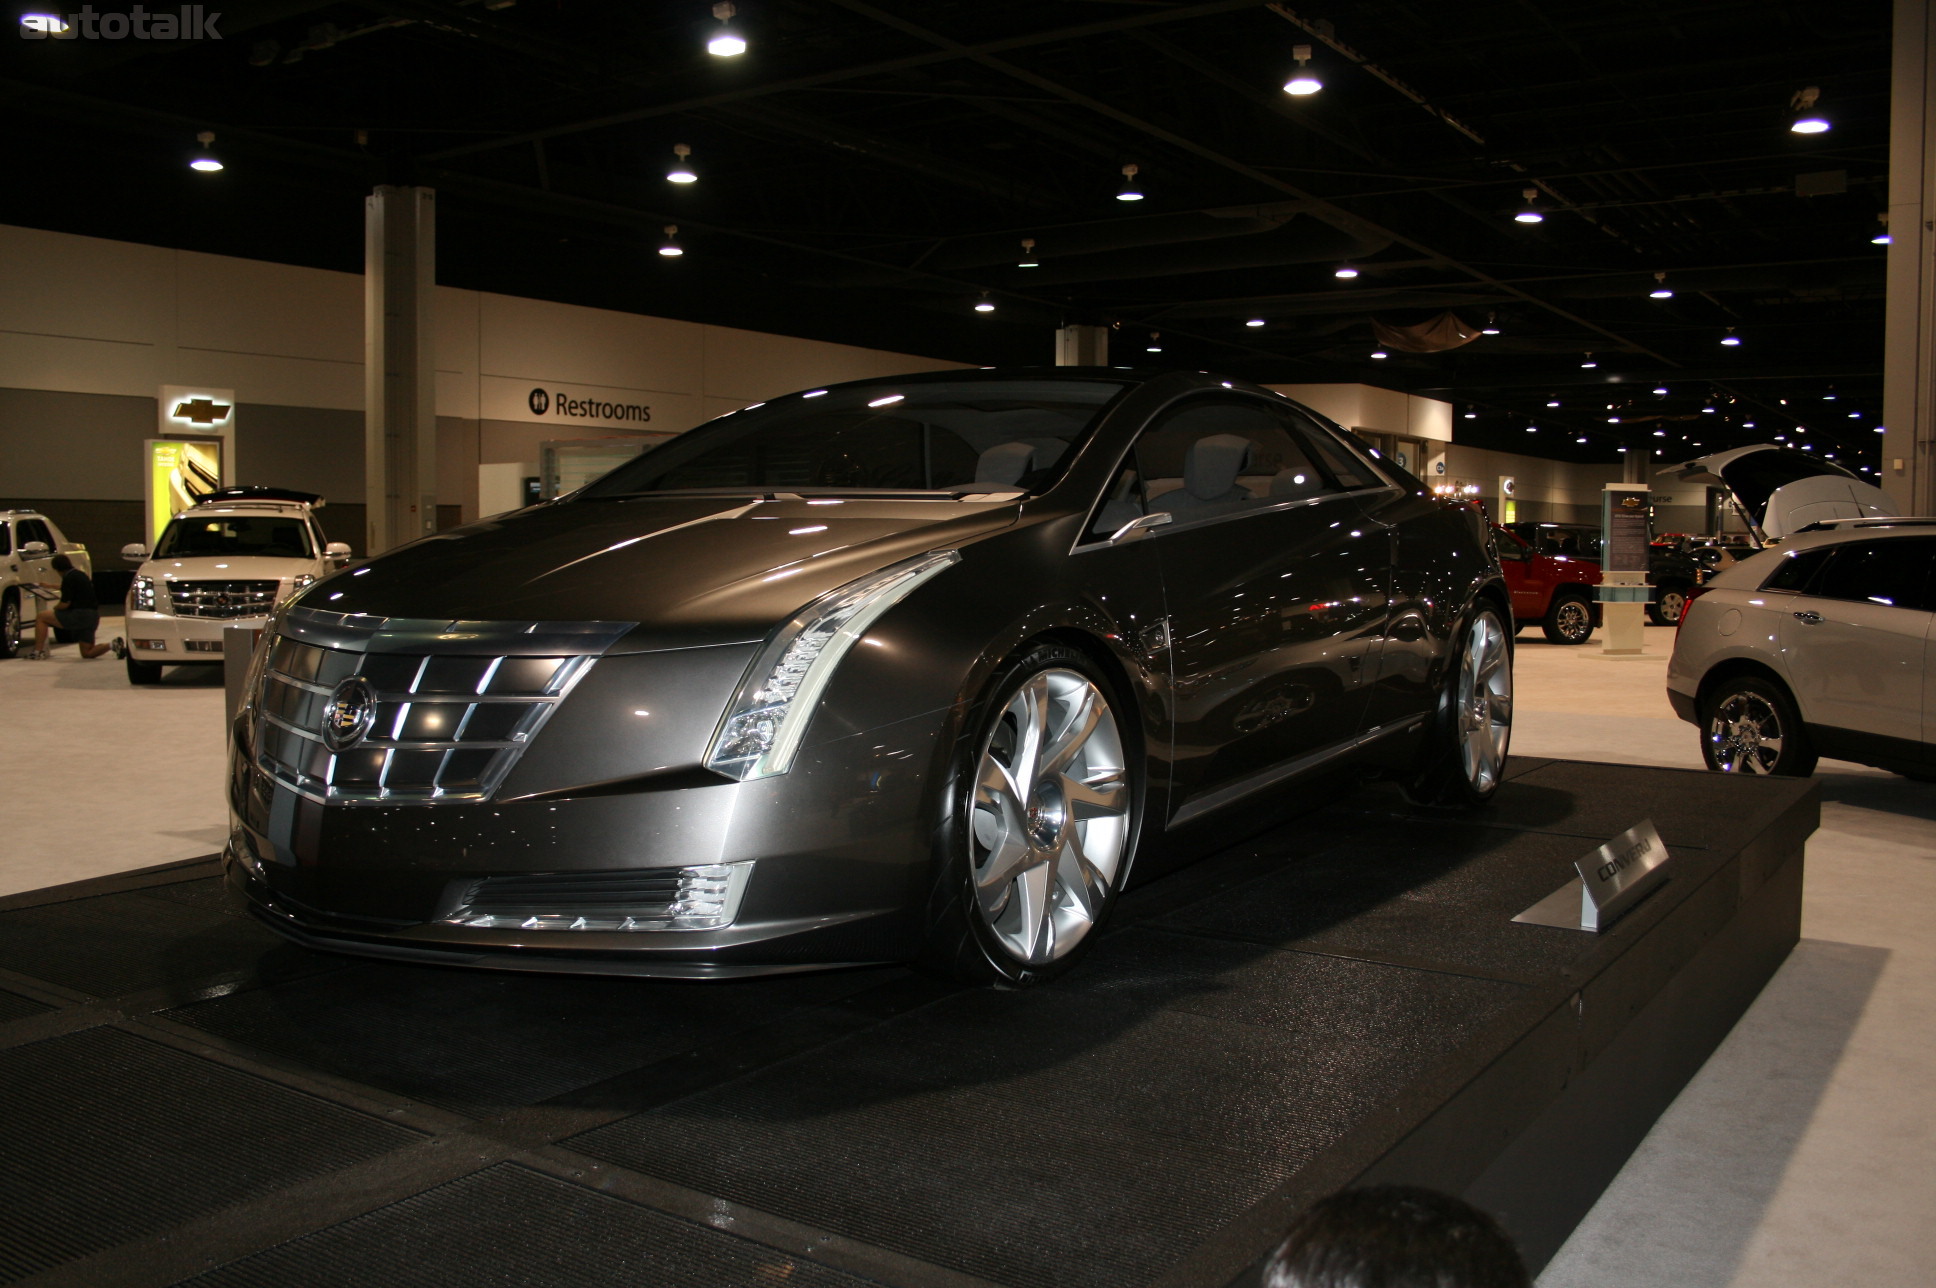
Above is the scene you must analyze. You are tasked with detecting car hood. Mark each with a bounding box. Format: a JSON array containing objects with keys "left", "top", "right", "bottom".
[
  {"left": 141, "top": 554, "right": 315, "bottom": 580},
  {"left": 1672, "top": 444, "right": 1897, "bottom": 540},
  {"left": 296, "top": 494, "right": 1021, "bottom": 651}
]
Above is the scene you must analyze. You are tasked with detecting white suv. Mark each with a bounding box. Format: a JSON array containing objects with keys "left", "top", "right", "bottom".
[
  {"left": 122, "top": 488, "right": 350, "bottom": 685},
  {"left": 2, "top": 510, "right": 92, "bottom": 658},
  {"left": 1666, "top": 519, "right": 1936, "bottom": 778}
]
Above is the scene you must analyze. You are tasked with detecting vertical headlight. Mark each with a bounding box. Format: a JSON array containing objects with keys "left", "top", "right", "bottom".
[
  {"left": 131, "top": 575, "right": 156, "bottom": 612},
  {"left": 706, "top": 550, "right": 960, "bottom": 781}
]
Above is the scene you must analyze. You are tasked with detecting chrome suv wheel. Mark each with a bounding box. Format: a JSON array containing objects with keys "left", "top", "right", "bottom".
[
  {"left": 1456, "top": 608, "right": 1514, "bottom": 796},
  {"left": 1700, "top": 676, "right": 1817, "bottom": 776}
]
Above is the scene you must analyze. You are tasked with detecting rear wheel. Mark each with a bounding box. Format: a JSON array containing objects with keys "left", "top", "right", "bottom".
[
  {"left": 1649, "top": 585, "right": 1690, "bottom": 626},
  {"left": 1404, "top": 605, "right": 1513, "bottom": 807},
  {"left": 0, "top": 594, "right": 19, "bottom": 659},
  {"left": 126, "top": 655, "right": 162, "bottom": 685},
  {"left": 926, "top": 643, "right": 1137, "bottom": 986},
  {"left": 1700, "top": 676, "right": 1816, "bottom": 776},
  {"left": 1541, "top": 590, "right": 1594, "bottom": 645}
]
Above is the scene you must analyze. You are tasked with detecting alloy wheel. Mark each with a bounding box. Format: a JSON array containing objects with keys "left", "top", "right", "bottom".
[
  {"left": 968, "top": 668, "right": 1129, "bottom": 966},
  {"left": 1457, "top": 611, "right": 1513, "bottom": 794},
  {"left": 1658, "top": 589, "right": 1687, "bottom": 623},
  {"left": 1707, "top": 690, "right": 1786, "bottom": 773},
  {"left": 1, "top": 598, "right": 18, "bottom": 658},
  {"left": 1553, "top": 599, "right": 1591, "bottom": 642}
]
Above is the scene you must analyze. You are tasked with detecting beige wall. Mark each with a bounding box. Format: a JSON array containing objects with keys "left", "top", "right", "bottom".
[{"left": 0, "top": 222, "right": 966, "bottom": 522}]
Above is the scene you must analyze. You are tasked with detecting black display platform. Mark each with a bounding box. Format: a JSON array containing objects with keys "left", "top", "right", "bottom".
[{"left": 0, "top": 757, "right": 1816, "bottom": 1288}]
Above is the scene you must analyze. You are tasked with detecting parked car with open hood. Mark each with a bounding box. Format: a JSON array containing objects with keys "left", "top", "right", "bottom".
[
  {"left": 225, "top": 368, "right": 1511, "bottom": 985},
  {"left": 1672, "top": 444, "right": 1897, "bottom": 544},
  {"left": 122, "top": 487, "right": 351, "bottom": 685},
  {"left": 1668, "top": 518, "right": 1936, "bottom": 778}
]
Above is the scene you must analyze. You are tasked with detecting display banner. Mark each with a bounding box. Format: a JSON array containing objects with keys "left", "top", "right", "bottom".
[
  {"left": 478, "top": 375, "right": 705, "bottom": 433},
  {"left": 1601, "top": 484, "right": 1652, "bottom": 573},
  {"left": 145, "top": 438, "right": 223, "bottom": 546}
]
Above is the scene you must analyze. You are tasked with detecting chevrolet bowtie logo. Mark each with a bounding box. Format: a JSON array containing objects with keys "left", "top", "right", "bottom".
[{"left": 172, "top": 397, "right": 233, "bottom": 425}]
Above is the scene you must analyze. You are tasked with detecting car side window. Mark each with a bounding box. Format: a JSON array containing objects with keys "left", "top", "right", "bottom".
[
  {"left": 1759, "top": 547, "right": 1832, "bottom": 593},
  {"left": 1804, "top": 538, "right": 1936, "bottom": 612},
  {"left": 0, "top": 522, "right": 11, "bottom": 557},
  {"left": 16, "top": 519, "right": 52, "bottom": 549},
  {"left": 1285, "top": 414, "right": 1380, "bottom": 490},
  {"left": 1136, "top": 397, "right": 1333, "bottom": 514}
]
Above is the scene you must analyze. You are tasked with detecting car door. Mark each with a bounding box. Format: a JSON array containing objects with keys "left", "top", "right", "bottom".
[
  {"left": 1777, "top": 536, "right": 1935, "bottom": 751},
  {"left": 1124, "top": 394, "right": 1392, "bottom": 824}
]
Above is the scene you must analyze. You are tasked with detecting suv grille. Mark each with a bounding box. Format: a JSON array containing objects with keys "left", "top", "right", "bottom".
[
  {"left": 246, "top": 607, "right": 633, "bottom": 805},
  {"left": 173, "top": 580, "right": 282, "bottom": 618}
]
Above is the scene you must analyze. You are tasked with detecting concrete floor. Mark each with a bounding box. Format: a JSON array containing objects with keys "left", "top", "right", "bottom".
[{"left": 1, "top": 618, "right": 1930, "bottom": 1285}]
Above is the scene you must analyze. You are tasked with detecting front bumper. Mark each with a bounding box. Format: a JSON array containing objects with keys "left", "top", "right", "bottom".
[
  {"left": 125, "top": 608, "right": 266, "bottom": 662},
  {"left": 225, "top": 703, "right": 956, "bottom": 976}
]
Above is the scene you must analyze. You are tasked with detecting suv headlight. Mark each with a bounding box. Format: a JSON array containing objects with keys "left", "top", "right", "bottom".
[
  {"left": 131, "top": 575, "right": 156, "bottom": 612},
  {"left": 706, "top": 550, "right": 959, "bottom": 781},
  {"left": 283, "top": 574, "right": 316, "bottom": 600}
]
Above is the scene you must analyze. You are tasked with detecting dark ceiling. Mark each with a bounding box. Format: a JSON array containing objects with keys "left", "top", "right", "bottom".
[{"left": 0, "top": 0, "right": 1894, "bottom": 469}]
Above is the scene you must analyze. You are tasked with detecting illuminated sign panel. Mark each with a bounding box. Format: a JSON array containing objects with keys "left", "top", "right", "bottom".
[{"left": 145, "top": 438, "right": 223, "bottom": 546}]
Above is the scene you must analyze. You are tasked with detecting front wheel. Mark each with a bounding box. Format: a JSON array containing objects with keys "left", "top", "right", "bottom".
[
  {"left": 0, "top": 594, "right": 19, "bottom": 659},
  {"left": 926, "top": 643, "right": 1138, "bottom": 986},
  {"left": 1649, "top": 585, "right": 1689, "bottom": 626},
  {"left": 1404, "top": 605, "right": 1514, "bottom": 807},
  {"left": 1700, "top": 676, "right": 1816, "bottom": 776},
  {"left": 1541, "top": 591, "right": 1594, "bottom": 645}
]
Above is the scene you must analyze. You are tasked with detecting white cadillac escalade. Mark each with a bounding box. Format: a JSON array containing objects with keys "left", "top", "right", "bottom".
[{"left": 122, "top": 487, "right": 351, "bottom": 685}]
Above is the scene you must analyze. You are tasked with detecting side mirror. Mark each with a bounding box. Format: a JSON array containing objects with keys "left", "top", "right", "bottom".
[
  {"left": 20, "top": 541, "right": 50, "bottom": 557},
  {"left": 122, "top": 543, "right": 151, "bottom": 563},
  {"left": 324, "top": 541, "right": 352, "bottom": 566},
  {"left": 1106, "top": 511, "right": 1174, "bottom": 544}
]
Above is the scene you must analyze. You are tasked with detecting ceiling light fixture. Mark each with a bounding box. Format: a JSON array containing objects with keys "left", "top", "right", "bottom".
[
  {"left": 189, "top": 131, "right": 223, "bottom": 172},
  {"left": 657, "top": 225, "right": 683, "bottom": 257},
  {"left": 1547, "top": 397, "right": 1562, "bottom": 408},
  {"left": 1576, "top": 435, "right": 1589, "bottom": 444},
  {"left": 1116, "top": 163, "right": 1144, "bottom": 201},
  {"left": 707, "top": 2, "right": 746, "bottom": 57},
  {"left": 1369, "top": 349, "right": 1388, "bottom": 359},
  {"left": 1283, "top": 44, "right": 1322, "bottom": 96},
  {"left": 1245, "top": 317, "right": 1266, "bottom": 328},
  {"left": 1463, "top": 407, "right": 1477, "bottom": 419},
  {"left": 1146, "top": 332, "right": 1163, "bottom": 353},
  {"left": 1720, "top": 327, "right": 1742, "bottom": 346},
  {"left": 1580, "top": 354, "right": 1597, "bottom": 368},
  {"left": 1017, "top": 238, "right": 1039, "bottom": 268},
  {"left": 1653, "top": 386, "right": 1669, "bottom": 396},
  {"left": 1872, "top": 215, "right": 1891, "bottom": 246},
  {"left": 1334, "top": 264, "right": 1359, "bottom": 279},
  {"left": 666, "top": 143, "right": 697, "bottom": 184},
  {"left": 1789, "top": 85, "right": 1829, "bottom": 134},
  {"left": 1514, "top": 188, "right": 1544, "bottom": 224},
  {"left": 1480, "top": 313, "right": 1501, "bottom": 335},
  {"left": 973, "top": 293, "right": 995, "bottom": 313},
  {"left": 1649, "top": 271, "right": 1673, "bottom": 299}
]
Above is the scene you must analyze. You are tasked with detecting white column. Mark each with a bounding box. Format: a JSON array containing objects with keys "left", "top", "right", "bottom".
[
  {"left": 1883, "top": 0, "right": 1936, "bottom": 515},
  {"left": 1055, "top": 324, "right": 1109, "bottom": 366},
  {"left": 364, "top": 185, "right": 438, "bottom": 556}
]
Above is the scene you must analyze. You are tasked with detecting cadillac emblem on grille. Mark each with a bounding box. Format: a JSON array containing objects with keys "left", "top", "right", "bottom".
[{"left": 321, "top": 675, "right": 377, "bottom": 751}]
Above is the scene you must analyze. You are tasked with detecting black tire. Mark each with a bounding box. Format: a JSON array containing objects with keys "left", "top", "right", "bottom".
[
  {"left": 126, "top": 655, "right": 163, "bottom": 685},
  {"left": 1648, "top": 584, "right": 1690, "bottom": 626},
  {"left": 1403, "top": 604, "right": 1513, "bottom": 808},
  {"left": 0, "top": 593, "right": 19, "bottom": 659},
  {"left": 922, "top": 641, "right": 1141, "bottom": 986},
  {"left": 1541, "top": 590, "right": 1594, "bottom": 645},
  {"left": 1699, "top": 676, "right": 1817, "bottom": 776}
]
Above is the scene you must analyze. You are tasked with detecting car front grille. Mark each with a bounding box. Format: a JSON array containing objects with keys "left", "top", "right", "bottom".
[
  {"left": 245, "top": 606, "right": 634, "bottom": 806},
  {"left": 443, "top": 863, "right": 754, "bottom": 931},
  {"left": 172, "top": 580, "right": 282, "bottom": 618}
]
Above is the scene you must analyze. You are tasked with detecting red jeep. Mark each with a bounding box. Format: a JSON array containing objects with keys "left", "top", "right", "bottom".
[{"left": 1493, "top": 523, "right": 1603, "bottom": 644}]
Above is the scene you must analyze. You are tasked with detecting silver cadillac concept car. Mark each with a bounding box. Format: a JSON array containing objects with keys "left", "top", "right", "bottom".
[{"left": 227, "top": 369, "right": 1511, "bottom": 983}]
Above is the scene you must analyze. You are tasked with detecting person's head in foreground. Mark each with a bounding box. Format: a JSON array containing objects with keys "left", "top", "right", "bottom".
[{"left": 1262, "top": 1185, "right": 1530, "bottom": 1288}]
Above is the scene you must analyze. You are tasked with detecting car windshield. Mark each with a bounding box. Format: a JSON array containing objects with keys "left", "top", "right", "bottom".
[
  {"left": 157, "top": 514, "right": 313, "bottom": 559},
  {"left": 577, "top": 378, "right": 1129, "bottom": 499}
]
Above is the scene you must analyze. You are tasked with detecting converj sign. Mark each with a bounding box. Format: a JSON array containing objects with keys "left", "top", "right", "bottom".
[{"left": 19, "top": 6, "right": 223, "bottom": 39}]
